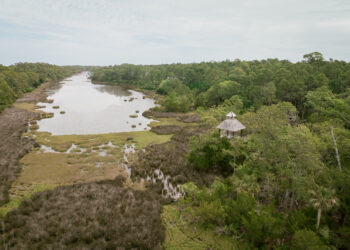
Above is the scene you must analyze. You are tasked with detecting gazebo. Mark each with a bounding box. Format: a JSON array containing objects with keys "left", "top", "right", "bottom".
[{"left": 216, "top": 112, "right": 245, "bottom": 139}]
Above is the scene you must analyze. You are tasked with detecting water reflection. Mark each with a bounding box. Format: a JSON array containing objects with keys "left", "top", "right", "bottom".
[
  {"left": 36, "top": 72, "right": 157, "bottom": 135},
  {"left": 95, "top": 85, "right": 132, "bottom": 96}
]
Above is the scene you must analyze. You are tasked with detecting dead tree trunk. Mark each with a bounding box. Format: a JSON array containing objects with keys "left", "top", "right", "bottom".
[
  {"left": 283, "top": 189, "right": 289, "bottom": 211},
  {"left": 331, "top": 126, "right": 342, "bottom": 172},
  {"left": 289, "top": 191, "right": 295, "bottom": 211},
  {"left": 316, "top": 208, "right": 322, "bottom": 229}
]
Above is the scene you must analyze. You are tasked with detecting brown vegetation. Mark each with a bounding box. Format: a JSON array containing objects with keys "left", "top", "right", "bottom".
[
  {"left": 131, "top": 124, "right": 215, "bottom": 201},
  {"left": 151, "top": 125, "right": 182, "bottom": 135},
  {"left": 40, "top": 113, "right": 54, "bottom": 119},
  {"left": 0, "top": 88, "right": 48, "bottom": 205},
  {"left": 29, "top": 125, "right": 39, "bottom": 131},
  {"left": 1, "top": 176, "right": 165, "bottom": 249},
  {"left": 143, "top": 110, "right": 200, "bottom": 123}
]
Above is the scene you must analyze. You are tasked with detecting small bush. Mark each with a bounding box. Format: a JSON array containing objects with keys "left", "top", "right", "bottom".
[{"left": 292, "top": 230, "right": 327, "bottom": 250}]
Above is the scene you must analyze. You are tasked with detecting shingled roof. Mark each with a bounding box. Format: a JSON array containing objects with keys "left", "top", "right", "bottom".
[{"left": 216, "top": 118, "right": 245, "bottom": 132}]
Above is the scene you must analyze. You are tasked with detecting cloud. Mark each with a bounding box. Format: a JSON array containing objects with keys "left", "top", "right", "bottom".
[{"left": 0, "top": 0, "right": 349, "bottom": 65}]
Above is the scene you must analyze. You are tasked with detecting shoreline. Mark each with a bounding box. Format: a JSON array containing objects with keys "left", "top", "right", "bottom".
[
  {"left": 0, "top": 79, "right": 67, "bottom": 206},
  {"left": 91, "top": 79, "right": 162, "bottom": 103}
]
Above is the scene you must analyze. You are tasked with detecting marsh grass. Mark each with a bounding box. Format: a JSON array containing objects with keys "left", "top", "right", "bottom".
[
  {"left": 0, "top": 180, "right": 165, "bottom": 249},
  {"left": 0, "top": 130, "right": 172, "bottom": 216},
  {"left": 40, "top": 112, "right": 54, "bottom": 119},
  {"left": 149, "top": 117, "right": 197, "bottom": 128},
  {"left": 14, "top": 103, "right": 43, "bottom": 113},
  {"left": 29, "top": 124, "right": 39, "bottom": 130},
  {"left": 17, "top": 151, "right": 125, "bottom": 189},
  {"left": 0, "top": 113, "right": 205, "bottom": 248},
  {"left": 26, "top": 130, "right": 171, "bottom": 152},
  {"left": 0, "top": 183, "right": 56, "bottom": 218},
  {"left": 162, "top": 205, "right": 237, "bottom": 249},
  {"left": 70, "top": 148, "right": 81, "bottom": 153}
]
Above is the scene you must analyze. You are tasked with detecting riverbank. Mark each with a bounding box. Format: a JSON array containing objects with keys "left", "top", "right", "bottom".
[{"left": 0, "top": 82, "right": 55, "bottom": 206}]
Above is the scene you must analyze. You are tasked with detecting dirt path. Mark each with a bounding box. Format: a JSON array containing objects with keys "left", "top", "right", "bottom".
[{"left": 0, "top": 83, "right": 50, "bottom": 205}]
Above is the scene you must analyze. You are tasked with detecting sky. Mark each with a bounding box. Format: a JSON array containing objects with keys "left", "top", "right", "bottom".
[{"left": 0, "top": 0, "right": 349, "bottom": 66}]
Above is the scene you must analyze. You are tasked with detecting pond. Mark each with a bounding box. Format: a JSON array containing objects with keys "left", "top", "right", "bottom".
[{"left": 36, "top": 72, "right": 157, "bottom": 135}]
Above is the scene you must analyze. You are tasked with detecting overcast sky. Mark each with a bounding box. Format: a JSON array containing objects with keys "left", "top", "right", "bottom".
[{"left": 0, "top": 0, "right": 349, "bottom": 66}]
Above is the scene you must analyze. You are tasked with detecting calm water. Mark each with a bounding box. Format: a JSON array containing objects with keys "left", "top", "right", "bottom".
[{"left": 36, "top": 72, "right": 157, "bottom": 135}]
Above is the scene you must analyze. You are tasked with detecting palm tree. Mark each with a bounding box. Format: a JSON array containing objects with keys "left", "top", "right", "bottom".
[{"left": 309, "top": 186, "right": 338, "bottom": 229}]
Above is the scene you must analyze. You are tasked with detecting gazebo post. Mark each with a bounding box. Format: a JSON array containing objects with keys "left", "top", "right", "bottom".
[{"left": 216, "top": 111, "right": 246, "bottom": 140}]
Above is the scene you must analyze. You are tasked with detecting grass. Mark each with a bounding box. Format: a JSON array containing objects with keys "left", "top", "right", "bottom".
[
  {"left": 19, "top": 152, "right": 124, "bottom": 185},
  {"left": 29, "top": 124, "right": 39, "bottom": 130},
  {"left": 14, "top": 103, "right": 43, "bottom": 113},
  {"left": 0, "top": 130, "right": 172, "bottom": 216},
  {"left": 40, "top": 112, "right": 54, "bottom": 119},
  {"left": 26, "top": 130, "right": 172, "bottom": 152},
  {"left": 162, "top": 205, "right": 238, "bottom": 250},
  {"left": 149, "top": 117, "right": 197, "bottom": 128},
  {"left": 0, "top": 113, "right": 180, "bottom": 218},
  {"left": 0, "top": 183, "right": 56, "bottom": 218}
]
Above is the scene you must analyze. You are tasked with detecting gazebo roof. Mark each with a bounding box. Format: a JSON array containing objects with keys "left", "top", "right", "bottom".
[
  {"left": 226, "top": 111, "right": 236, "bottom": 118},
  {"left": 216, "top": 118, "right": 245, "bottom": 132}
]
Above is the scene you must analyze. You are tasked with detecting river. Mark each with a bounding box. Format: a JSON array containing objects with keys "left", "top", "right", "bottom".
[{"left": 36, "top": 72, "right": 157, "bottom": 135}]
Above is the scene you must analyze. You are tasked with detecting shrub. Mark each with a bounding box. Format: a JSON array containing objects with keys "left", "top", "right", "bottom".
[
  {"left": 292, "top": 230, "right": 327, "bottom": 250},
  {"left": 0, "top": 178, "right": 165, "bottom": 249}
]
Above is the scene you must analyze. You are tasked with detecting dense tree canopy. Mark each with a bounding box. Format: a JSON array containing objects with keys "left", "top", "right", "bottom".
[
  {"left": 0, "top": 63, "right": 81, "bottom": 113},
  {"left": 1, "top": 53, "right": 349, "bottom": 249},
  {"left": 92, "top": 53, "right": 350, "bottom": 116},
  {"left": 91, "top": 53, "right": 350, "bottom": 248}
]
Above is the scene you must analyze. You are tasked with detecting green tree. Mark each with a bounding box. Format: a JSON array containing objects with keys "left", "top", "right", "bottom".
[
  {"left": 163, "top": 91, "right": 192, "bottom": 112},
  {"left": 205, "top": 80, "right": 240, "bottom": 106},
  {"left": 305, "top": 86, "right": 350, "bottom": 125},
  {"left": 0, "top": 78, "right": 16, "bottom": 112},
  {"left": 260, "top": 81, "right": 276, "bottom": 105},
  {"left": 157, "top": 78, "right": 188, "bottom": 95},
  {"left": 309, "top": 186, "right": 338, "bottom": 229},
  {"left": 292, "top": 230, "right": 327, "bottom": 250},
  {"left": 303, "top": 52, "right": 324, "bottom": 64},
  {"left": 188, "top": 133, "right": 239, "bottom": 175}
]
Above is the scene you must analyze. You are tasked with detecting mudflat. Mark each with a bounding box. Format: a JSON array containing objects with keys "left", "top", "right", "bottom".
[{"left": 0, "top": 83, "right": 50, "bottom": 205}]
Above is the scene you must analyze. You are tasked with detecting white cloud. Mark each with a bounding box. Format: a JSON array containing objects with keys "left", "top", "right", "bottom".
[{"left": 0, "top": 0, "right": 349, "bottom": 65}]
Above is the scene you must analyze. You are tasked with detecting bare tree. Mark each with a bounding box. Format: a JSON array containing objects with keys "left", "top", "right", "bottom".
[{"left": 330, "top": 126, "right": 342, "bottom": 172}]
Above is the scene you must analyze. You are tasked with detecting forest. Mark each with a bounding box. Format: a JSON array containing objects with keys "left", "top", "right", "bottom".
[
  {"left": 0, "top": 63, "right": 81, "bottom": 113},
  {"left": 91, "top": 52, "right": 350, "bottom": 249}
]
